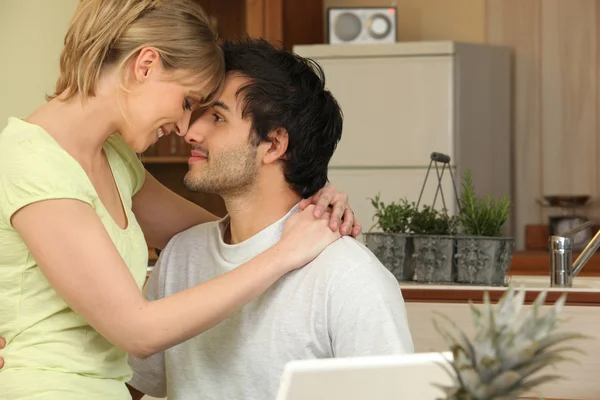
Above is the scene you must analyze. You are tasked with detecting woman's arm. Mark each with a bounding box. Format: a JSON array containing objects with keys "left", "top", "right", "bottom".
[
  {"left": 12, "top": 199, "right": 339, "bottom": 359},
  {"left": 0, "top": 337, "right": 4, "bottom": 369},
  {"left": 132, "top": 171, "right": 219, "bottom": 250},
  {"left": 134, "top": 170, "right": 361, "bottom": 250}
]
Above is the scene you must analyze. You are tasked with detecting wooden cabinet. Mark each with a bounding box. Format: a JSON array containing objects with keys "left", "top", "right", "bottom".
[{"left": 199, "top": 0, "right": 324, "bottom": 50}]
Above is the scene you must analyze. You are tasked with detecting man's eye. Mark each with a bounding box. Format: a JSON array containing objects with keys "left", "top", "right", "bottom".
[{"left": 213, "top": 113, "right": 224, "bottom": 122}]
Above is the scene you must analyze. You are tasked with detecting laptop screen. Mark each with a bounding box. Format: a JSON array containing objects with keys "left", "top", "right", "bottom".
[{"left": 276, "top": 352, "right": 454, "bottom": 400}]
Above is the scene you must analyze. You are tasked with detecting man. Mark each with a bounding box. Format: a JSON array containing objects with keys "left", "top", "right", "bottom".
[{"left": 127, "top": 37, "right": 414, "bottom": 400}]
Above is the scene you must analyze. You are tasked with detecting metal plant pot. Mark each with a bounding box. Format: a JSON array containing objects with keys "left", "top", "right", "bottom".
[
  {"left": 363, "top": 232, "right": 415, "bottom": 281},
  {"left": 412, "top": 235, "right": 455, "bottom": 283},
  {"left": 455, "top": 236, "right": 514, "bottom": 286}
]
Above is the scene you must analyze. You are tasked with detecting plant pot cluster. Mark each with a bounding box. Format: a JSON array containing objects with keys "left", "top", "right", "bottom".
[{"left": 364, "top": 170, "right": 514, "bottom": 286}]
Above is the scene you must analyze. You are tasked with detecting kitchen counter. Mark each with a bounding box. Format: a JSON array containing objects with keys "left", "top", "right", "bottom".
[
  {"left": 400, "top": 275, "right": 600, "bottom": 306},
  {"left": 396, "top": 250, "right": 600, "bottom": 306}
]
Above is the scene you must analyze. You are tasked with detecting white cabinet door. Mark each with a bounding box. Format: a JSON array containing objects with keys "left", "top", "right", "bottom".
[
  {"left": 317, "top": 56, "right": 455, "bottom": 167},
  {"left": 328, "top": 167, "right": 459, "bottom": 241}
]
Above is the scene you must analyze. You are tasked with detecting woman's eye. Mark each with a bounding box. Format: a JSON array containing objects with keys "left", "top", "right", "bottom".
[
  {"left": 184, "top": 98, "right": 193, "bottom": 110},
  {"left": 213, "top": 113, "right": 224, "bottom": 123}
]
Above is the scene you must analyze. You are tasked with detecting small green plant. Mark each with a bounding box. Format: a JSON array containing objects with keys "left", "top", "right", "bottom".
[
  {"left": 369, "top": 193, "right": 413, "bottom": 233},
  {"left": 458, "top": 170, "right": 510, "bottom": 237},
  {"left": 410, "top": 205, "right": 459, "bottom": 235}
]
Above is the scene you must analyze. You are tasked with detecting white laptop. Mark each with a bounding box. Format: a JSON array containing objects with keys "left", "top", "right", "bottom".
[{"left": 275, "top": 351, "right": 455, "bottom": 400}]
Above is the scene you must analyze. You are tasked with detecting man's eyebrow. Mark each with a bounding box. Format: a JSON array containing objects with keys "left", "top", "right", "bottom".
[{"left": 213, "top": 100, "right": 230, "bottom": 112}]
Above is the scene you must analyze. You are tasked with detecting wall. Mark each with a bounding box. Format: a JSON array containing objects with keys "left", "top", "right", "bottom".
[
  {"left": 0, "top": 0, "right": 80, "bottom": 124},
  {"left": 325, "top": 0, "right": 600, "bottom": 250},
  {"left": 487, "top": 0, "right": 600, "bottom": 252}
]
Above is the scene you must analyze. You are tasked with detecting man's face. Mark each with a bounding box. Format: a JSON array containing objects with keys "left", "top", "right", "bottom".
[{"left": 183, "top": 73, "right": 260, "bottom": 196}]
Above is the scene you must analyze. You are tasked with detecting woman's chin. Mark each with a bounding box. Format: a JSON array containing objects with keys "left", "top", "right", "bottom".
[
  {"left": 136, "top": 141, "right": 154, "bottom": 154},
  {"left": 119, "top": 133, "right": 153, "bottom": 154}
]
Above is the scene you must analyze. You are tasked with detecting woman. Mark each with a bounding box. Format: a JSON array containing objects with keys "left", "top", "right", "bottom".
[{"left": 0, "top": 0, "right": 359, "bottom": 398}]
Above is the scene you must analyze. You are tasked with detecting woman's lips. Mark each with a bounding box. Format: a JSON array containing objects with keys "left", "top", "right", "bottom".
[
  {"left": 155, "top": 126, "right": 170, "bottom": 143},
  {"left": 157, "top": 126, "right": 169, "bottom": 138}
]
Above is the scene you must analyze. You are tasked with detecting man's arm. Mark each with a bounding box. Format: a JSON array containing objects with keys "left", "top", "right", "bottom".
[{"left": 328, "top": 261, "right": 415, "bottom": 357}]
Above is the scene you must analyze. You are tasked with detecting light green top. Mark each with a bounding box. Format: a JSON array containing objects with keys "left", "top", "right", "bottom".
[{"left": 0, "top": 117, "right": 148, "bottom": 399}]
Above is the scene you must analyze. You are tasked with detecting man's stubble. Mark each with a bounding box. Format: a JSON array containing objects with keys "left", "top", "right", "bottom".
[{"left": 183, "top": 141, "right": 259, "bottom": 198}]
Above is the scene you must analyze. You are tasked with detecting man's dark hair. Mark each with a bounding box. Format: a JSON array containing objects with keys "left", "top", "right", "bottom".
[{"left": 221, "top": 37, "right": 343, "bottom": 198}]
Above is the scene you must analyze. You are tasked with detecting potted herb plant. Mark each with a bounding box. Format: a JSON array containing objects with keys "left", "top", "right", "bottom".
[
  {"left": 363, "top": 193, "right": 415, "bottom": 281},
  {"left": 410, "top": 205, "right": 459, "bottom": 283},
  {"left": 454, "top": 170, "right": 514, "bottom": 286}
]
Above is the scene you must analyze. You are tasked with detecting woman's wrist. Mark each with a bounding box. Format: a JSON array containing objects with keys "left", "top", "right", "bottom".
[{"left": 265, "top": 241, "right": 298, "bottom": 274}]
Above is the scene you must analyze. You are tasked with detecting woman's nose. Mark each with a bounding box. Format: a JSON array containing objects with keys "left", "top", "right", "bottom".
[{"left": 175, "top": 112, "right": 192, "bottom": 137}]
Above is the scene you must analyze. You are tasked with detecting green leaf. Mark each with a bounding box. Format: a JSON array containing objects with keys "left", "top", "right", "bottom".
[
  {"left": 368, "top": 193, "right": 413, "bottom": 233},
  {"left": 457, "top": 169, "right": 511, "bottom": 237}
]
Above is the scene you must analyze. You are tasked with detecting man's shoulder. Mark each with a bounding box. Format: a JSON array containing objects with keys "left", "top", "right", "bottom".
[
  {"left": 155, "top": 220, "right": 221, "bottom": 274},
  {"left": 148, "top": 221, "right": 222, "bottom": 298},
  {"left": 310, "top": 236, "right": 397, "bottom": 286},
  {"left": 317, "top": 236, "right": 379, "bottom": 267}
]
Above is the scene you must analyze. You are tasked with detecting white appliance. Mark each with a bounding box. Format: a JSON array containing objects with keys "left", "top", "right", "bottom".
[
  {"left": 293, "top": 42, "right": 512, "bottom": 237},
  {"left": 275, "top": 351, "right": 454, "bottom": 400},
  {"left": 327, "top": 7, "right": 397, "bottom": 44}
]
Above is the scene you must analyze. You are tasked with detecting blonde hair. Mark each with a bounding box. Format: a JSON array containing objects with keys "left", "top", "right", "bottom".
[{"left": 49, "top": 0, "right": 224, "bottom": 107}]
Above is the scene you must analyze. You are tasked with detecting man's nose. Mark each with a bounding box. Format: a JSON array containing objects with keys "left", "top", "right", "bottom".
[{"left": 184, "top": 118, "right": 207, "bottom": 145}]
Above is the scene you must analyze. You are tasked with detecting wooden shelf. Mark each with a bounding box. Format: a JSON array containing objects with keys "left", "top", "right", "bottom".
[{"left": 140, "top": 156, "right": 189, "bottom": 164}]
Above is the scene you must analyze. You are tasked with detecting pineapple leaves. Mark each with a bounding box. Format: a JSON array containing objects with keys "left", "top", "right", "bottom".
[{"left": 432, "top": 287, "right": 583, "bottom": 400}]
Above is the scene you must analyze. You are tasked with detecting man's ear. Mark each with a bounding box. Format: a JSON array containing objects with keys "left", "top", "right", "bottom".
[
  {"left": 131, "top": 47, "right": 161, "bottom": 84},
  {"left": 261, "top": 128, "right": 289, "bottom": 165}
]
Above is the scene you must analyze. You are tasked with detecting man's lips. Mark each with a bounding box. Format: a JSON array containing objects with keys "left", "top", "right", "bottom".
[{"left": 191, "top": 149, "right": 207, "bottom": 159}]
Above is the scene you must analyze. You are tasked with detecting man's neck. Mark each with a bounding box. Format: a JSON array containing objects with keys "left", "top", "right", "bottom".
[{"left": 223, "top": 185, "right": 301, "bottom": 245}]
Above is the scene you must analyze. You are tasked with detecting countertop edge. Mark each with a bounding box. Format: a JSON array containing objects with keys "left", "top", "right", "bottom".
[{"left": 400, "top": 285, "right": 600, "bottom": 306}]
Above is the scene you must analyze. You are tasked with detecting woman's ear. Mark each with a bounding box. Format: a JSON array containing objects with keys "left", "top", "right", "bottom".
[
  {"left": 261, "top": 128, "right": 289, "bottom": 165},
  {"left": 132, "top": 47, "right": 161, "bottom": 83}
]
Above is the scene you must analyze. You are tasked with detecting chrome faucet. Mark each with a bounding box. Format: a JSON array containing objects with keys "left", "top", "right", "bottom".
[{"left": 549, "top": 221, "right": 600, "bottom": 287}]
